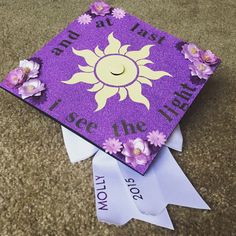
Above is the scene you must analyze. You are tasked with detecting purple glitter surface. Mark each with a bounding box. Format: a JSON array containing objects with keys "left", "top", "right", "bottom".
[{"left": 0, "top": 13, "right": 220, "bottom": 175}]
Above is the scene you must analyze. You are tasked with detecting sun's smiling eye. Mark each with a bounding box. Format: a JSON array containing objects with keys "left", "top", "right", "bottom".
[{"left": 62, "top": 32, "right": 172, "bottom": 112}]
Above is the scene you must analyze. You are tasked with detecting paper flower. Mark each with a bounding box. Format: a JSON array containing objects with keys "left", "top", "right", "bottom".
[
  {"left": 103, "top": 138, "right": 123, "bottom": 154},
  {"left": 90, "top": 1, "right": 110, "bottom": 16},
  {"left": 122, "top": 138, "right": 151, "bottom": 168},
  {"left": 147, "top": 130, "right": 166, "bottom": 147},
  {"left": 77, "top": 14, "right": 92, "bottom": 25},
  {"left": 112, "top": 8, "right": 125, "bottom": 19},
  {"left": 19, "top": 59, "right": 40, "bottom": 79},
  {"left": 200, "top": 50, "right": 219, "bottom": 65},
  {"left": 18, "top": 79, "right": 46, "bottom": 99},
  {"left": 189, "top": 61, "right": 213, "bottom": 80},
  {"left": 4, "top": 67, "right": 25, "bottom": 88},
  {"left": 182, "top": 43, "right": 200, "bottom": 62}
]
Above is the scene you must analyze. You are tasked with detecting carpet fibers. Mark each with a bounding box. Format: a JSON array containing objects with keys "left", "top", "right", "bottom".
[{"left": 0, "top": 0, "right": 235, "bottom": 235}]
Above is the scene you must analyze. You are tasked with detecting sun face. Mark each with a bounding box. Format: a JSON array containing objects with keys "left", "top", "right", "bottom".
[{"left": 62, "top": 32, "right": 172, "bottom": 111}]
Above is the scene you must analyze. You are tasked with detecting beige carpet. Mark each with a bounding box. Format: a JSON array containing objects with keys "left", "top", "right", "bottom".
[{"left": 0, "top": 0, "right": 235, "bottom": 235}]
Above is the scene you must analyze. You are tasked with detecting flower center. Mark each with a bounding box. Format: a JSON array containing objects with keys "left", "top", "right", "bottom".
[
  {"left": 24, "top": 67, "right": 31, "bottom": 74},
  {"left": 13, "top": 77, "right": 18, "bottom": 82},
  {"left": 133, "top": 148, "right": 141, "bottom": 155},
  {"left": 204, "top": 55, "right": 210, "bottom": 62},
  {"left": 96, "top": 5, "right": 103, "bottom": 11},
  {"left": 198, "top": 64, "right": 206, "bottom": 71},
  {"left": 191, "top": 48, "right": 198, "bottom": 55},
  {"left": 27, "top": 85, "right": 35, "bottom": 92}
]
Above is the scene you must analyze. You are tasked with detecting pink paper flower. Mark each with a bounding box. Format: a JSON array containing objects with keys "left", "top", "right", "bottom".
[
  {"left": 147, "top": 130, "right": 166, "bottom": 147},
  {"left": 112, "top": 8, "right": 126, "bottom": 19},
  {"left": 103, "top": 138, "right": 123, "bottom": 154},
  {"left": 122, "top": 138, "right": 151, "bottom": 168},
  {"left": 5, "top": 67, "right": 26, "bottom": 88},
  {"left": 189, "top": 61, "right": 213, "bottom": 80},
  {"left": 90, "top": 1, "right": 110, "bottom": 16},
  {"left": 77, "top": 14, "right": 92, "bottom": 25},
  {"left": 182, "top": 43, "right": 200, "bottom": 62},
  {"left": 18, "top": 79, "right": 45, "bottom": 99},
  {"left": 200, "top": 50, "right": 219, "bottom": 65},
  {"left": 19, "top": 60, "right": 40, "bottom": 79}
]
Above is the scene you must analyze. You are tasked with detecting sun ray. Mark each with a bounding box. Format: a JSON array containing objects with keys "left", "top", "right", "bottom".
[
  {"left": 126, "top": 81, "right": 150, "bottom": 109},
  {"left": 138, "top": 77, "right": 153, "bottom": 87},
  {"left": 88, "top": 82, "right": 104, "bottom": 92},
  {"left": 104, "top": 33, "right": 121, "bottom": 55},
  {"left": 95, "top": 86, "right": 119, "bottom": 111},
  {"left": 78, "top": 65, "right": 94, "bottom": 73},
  {"left": 72, "top": 48, "right": 99, "bottom": 67},
  {"left": 137, "top": 59, "right": 154, "bottom": 66},
  {"left": 119, "top": 44, "right": 130, "bottom": 55},
  {"left": 126, "top": 45, "right": 154, "bottom": 61},
  {"left": 118, "top": 87, "right": 128, "bottom": 101},
  {"left": 62, "top": 72, "right": 98, "bottom": 85},
  {"left": 64, "top": 33, "right": 172, "bottom": 112},
  {"left": 139, "top": 66, "right": 172, "bottom": 80},
  {"left": 95, "top": 46, "right": 105, "bottom": 57}
]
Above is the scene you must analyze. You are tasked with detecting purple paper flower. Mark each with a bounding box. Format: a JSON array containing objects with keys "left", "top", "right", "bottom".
[
  {"left": 189, "top": 61, "right": 213, "bottom": 80},
  {"left": 19, "top": 59, "right": 40, "bottom": 79},
  {"left": 103, "top": 138, "right": 123, "bottom": 154},
  {"left": 112, "top": 8, "right": 125, "bottom": 19},
  {"left": 147, "top": 130, "right": 166, "bottom": 147},
  {"left": 90, "top": 1, "right": 110, "bottom": 16},
  {"left": 18, "top": 79, "right": 45, "bottom": 99},
  {"left": 200, "top": 50, "right": 219, "bottom": 65},
  {"left": 4, "top": 67, "right": 26, "bottom": 88},
  {"left": 122, "top": 138, "right": 151, "bottom": 168},
  {"left": 77, "top": 14, "right": 92, "bottom": 25},
  {"left": 182, "top": 43, "right": 200, "bottom": 62}
]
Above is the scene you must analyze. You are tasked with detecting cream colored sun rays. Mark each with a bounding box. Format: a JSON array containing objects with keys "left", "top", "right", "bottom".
[{"left": 62, "top": 32, "right": 172, "bottom": 111}]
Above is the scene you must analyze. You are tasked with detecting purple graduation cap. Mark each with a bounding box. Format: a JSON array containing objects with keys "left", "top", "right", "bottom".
[{"left": 0, "top": 1, "right": 220, "bottom": 175}]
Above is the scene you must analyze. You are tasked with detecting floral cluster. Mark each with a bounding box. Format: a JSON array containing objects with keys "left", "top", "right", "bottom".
[
  {"left": 103, "top": 130, "right": 166, "bottom": 168},
  {"left": 181, "top": 43, "right": 219, "bottom": 80},
  {"left": 77, "top": 1, "right": 125, "bottom": 25},
  {"left": 4, "top": 59, "right": 46, "bottom": 99}
]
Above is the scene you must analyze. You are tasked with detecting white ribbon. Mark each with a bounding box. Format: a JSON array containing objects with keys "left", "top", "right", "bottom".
[
  {"left": 61, "top": 125, "right": 209, "bottom": 229},
  {"left": 118, "top": 146, "right": 209, "bottom": 215},
  {"left": 62, "top": 126, "right": 98, "bottom": 163},
  {"left": 153, "top": 147, "right": 210, "bottom": 210},
  {"left": 93, "top": 151, "right": 174, "bottom": 229},
  {"left": 165, "top": 125, "right": 183, "bottom": 152},
  {"left": 117, "top": 160, "right": 166, "bottom": 215}
]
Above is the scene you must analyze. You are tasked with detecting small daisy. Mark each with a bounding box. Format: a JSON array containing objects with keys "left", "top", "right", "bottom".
[
  {"left": 77, "top": 14, "right": 92, "bottom": 25},
  {"left": 112, "top": 8, "right": 126, "bottom": 19},
  {"left": 147, "top": 130, "right": 166, "bottom": 147},
  {"left": 103, "top": 138, "right": 123, "bottom": 154}
]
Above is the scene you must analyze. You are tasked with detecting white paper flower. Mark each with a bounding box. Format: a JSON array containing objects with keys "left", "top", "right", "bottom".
[
  {"left": 77, "top": 14, "right": 92, "bottom": 25},
  {"left": 18, "top": 79, "right": 45, "bottom": 99},
  {"left": 19, "top": 60, "right": 40, "bottom": 79},
  {"left": 147, "top": 130, "right": 166, "bottom": 147},
  {"left": 112, "top": 8, "right": 126, "bottom": 19}
]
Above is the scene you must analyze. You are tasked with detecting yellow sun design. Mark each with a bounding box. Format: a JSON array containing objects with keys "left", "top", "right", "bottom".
[{"left": 62, "top": 32, "right": 172, "bottom": 111}]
